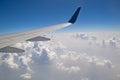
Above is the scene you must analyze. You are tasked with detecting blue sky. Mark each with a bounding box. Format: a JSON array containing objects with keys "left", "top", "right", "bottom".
[{"left": 0, "top": 0, "right": 120, "bottom": 34}]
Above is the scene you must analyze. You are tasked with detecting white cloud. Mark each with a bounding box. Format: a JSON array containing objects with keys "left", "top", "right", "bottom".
[
  {"left": 20, "top": 72, "right": 32, "bottom": 80},
  {"left": 0, "top": 32, "right": 120, "bottom": 80},
  {"left": 56, "top": 63, "right": 80, "bottom": 73},
  {"left": 81, "top": 78, "right": 89, "bottom": 80},
  {"left": 1, "top": 53, "right": 19, "bottom": 69}
]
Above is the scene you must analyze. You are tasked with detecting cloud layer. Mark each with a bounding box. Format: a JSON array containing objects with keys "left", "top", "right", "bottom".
[{"left": 0, "top": 32, "right": 120, "bottom": 80}]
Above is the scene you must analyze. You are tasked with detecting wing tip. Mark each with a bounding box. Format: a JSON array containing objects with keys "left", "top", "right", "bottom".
[{"left": 68, "top": 7, "right": 81, "bottom": 24}]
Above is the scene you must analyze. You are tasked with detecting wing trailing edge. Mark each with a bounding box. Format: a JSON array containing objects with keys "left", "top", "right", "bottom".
[{"left": 0, "top": 7, "right": 81, "bottom": 53}]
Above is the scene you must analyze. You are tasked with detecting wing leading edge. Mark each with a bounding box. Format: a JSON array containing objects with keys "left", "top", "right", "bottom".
[{"left": 0, "top": 7, "right": 81, "bottom": 53}]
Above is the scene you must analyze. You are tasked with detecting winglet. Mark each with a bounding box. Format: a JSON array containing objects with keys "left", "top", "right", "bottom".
[{"left": 68, "top": 7, "right": 81, "bottom": 24}]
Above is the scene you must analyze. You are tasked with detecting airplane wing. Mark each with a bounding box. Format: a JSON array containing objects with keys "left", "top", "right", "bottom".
[{"left": 0, "top": 7, "right": 81, "bottom": 53}]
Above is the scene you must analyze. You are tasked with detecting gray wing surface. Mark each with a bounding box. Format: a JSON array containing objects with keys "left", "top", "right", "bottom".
[{"left": 0, "top": 7, "right": 81, "bottom": 53}]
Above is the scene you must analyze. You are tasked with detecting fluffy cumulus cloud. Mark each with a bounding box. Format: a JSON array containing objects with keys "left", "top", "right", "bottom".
[{"left": 0, "top": 32, "right": 120, "bottom": 80}]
